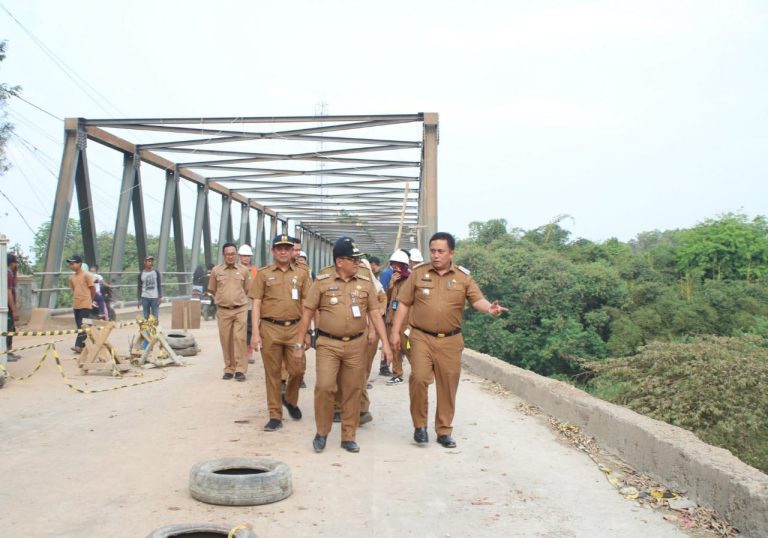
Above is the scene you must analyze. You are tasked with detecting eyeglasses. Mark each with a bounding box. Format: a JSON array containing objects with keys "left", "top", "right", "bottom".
[{"left": 340, "top": 256, "right": 361, "bottom": 264}]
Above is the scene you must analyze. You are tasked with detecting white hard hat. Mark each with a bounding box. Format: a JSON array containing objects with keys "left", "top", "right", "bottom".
[
  {"left": 389, "top": 250, "right": 410, "bottom": 264},
  {"left": 409, "top": 248, "right": 424, "bottom": 263},
  {"left": 238, "top": 244, "right": 253, "bottom": 256},
  {"left": 299, "top": 250, "right": 307, "bottom": 259}
]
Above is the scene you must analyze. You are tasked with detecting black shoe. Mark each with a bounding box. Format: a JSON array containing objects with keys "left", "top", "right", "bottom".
[
  {"left": 313, "top": 434, "right": 327, "bottom": 453},
  {"left": 437, "top": 434, "right": 457, "bottom": 448},
  {"left": 366, "top": 382, "right": 373, "bottom": 389},
  {"left": 341, "top": 440, "right": 360, "bottom": 453},
  {"left": 333, "top": 411, "right": 341, "bottom": 423},
  {"left": 359, "top": 411, "right": 373, "bottom": 425},
  {"left": 300, "top": 380, "right": 307, "bottom": 389},
  {"left": 414, "top": 427, "right": 429, "bottom": 444},
  {"left": 263, "top": 418, "right": 283, "bottom": 432},
  {"left": 379, "top": 366, "right": 392, "bottom": 377},
  {"left": 222, "top": 373, "right": 234, "bottom": 380},
  {"left": 234, "top": 372, "right": 246, "bottom": 382},
  {"left": 282, "top": 394, "right": 302, "bottom": 420},
  {"left": 280, "top": 380, "right": 287, "bottom": 393}
]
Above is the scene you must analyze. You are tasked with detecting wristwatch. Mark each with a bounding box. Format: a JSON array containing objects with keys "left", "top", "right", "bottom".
[{"left": 292, "top": 342, "right": 306, "bottom": 350}]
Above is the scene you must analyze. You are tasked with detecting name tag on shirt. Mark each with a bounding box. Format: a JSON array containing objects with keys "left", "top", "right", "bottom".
[
  {"left": 351, "top": 305, "right": 362, "bottom": 318},
  {"left": 291, "top": 288, "right": 299, "bottom": 300}
]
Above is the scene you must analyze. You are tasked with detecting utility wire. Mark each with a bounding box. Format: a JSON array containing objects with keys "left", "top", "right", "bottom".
[
  {"left": 0, "top": 1, "right": 123, "bottom": 117},
  {"left": 0, "top": 187, "right": 36, "bottom": 233},
  {"left": 12, "top": 94, "right": 62, "bottom": 121}
]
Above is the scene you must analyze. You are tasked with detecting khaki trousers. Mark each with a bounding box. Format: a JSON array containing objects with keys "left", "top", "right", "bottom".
[
  {"left": 386, "top": 322, "right": 409, "bottom": 378},
  {"left": 260, "top": 321, "right": 305, "bottom": 420},
  {"left": 408, "top": 329, "right": 464, "bottom": 436},
  {"left": 359, "top": 333, "right": 380, "bottom": 413},
  {"left": 217, "top": 306, "right": 248, "bottom": 375},
  {"left": 315, "top": 335, "right": 367, "bottom": 441}
]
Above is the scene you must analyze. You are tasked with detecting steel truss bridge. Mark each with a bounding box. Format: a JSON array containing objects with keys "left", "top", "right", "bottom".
[{"left": 39, "top": 113, "right": 438, "bottom": 307}]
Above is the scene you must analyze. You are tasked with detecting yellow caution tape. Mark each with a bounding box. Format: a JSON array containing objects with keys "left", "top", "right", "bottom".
[
  {"left": 1, "top": 328, "right": 89, "bottom": 337},
  {"left": 2, "top": 337, "right": 68, "bottom": 355},
  {"left": 0, "top": 343, "right": 165, "bottom": 393}
]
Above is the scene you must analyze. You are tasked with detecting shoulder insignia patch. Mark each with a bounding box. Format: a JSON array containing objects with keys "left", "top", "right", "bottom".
[
  {"left": 356, "top": 273, "right": 370, "bottom": 282},
  {"left": 413, "top": 262, "right": 429, "bottom": 270},
  {"left": 316, "top": 273, "right": 331, "bottom": 280},
  {"left": 457, "top": 265, "right": 471, "bottom": 275}
]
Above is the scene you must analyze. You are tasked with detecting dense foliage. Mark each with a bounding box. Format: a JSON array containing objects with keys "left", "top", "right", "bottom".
[
  {"left": 458, "top": 215, "right": 768, "bottom": 472},
  {"left": 584, "top": 336, "right": 768, "bottom": 473},
  {"left": 458, "top": 214, "right": 768, "bottom": 375}
]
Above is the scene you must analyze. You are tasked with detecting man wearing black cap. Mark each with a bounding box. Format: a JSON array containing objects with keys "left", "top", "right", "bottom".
[
  {"left": 6, "top": 253, "right": 20, "bottom": 361},
  {"left": 293, "top": 237, "right": 393, "bottom": 454},
  {"left": 137, "top": 255, "right": 162, "bottom": 320},
  {"left": 248, "top": 234, "right": 312, "bottom": 432},
  {"left": 66, "top": 255, "right": 95, "bottom": 354}
]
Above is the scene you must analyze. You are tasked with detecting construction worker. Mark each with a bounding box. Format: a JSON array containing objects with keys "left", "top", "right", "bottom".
[{"left": 384, "top": 249, "right": 412, "bottom": 385}]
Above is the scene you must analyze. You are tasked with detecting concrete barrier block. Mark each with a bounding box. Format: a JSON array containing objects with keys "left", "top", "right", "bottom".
[{"left": 462, "top": 348, "right": 768, "bottom": 537}]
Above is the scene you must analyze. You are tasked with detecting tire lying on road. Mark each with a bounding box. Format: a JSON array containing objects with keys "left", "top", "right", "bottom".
[
  {"left": 146, "top": 522, "right": 258, "bottom": 537},
  {"left": 189, "top": 457, "right": 292, "bottom": 506},
  {"left": 164, "top": 333, "right": 196, "bottom": 350},
  {"left": 174, "top": 345, "right": 200, "bottom": 357}
]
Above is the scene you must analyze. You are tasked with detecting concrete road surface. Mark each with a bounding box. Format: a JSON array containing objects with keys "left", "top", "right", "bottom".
[{"left": 0, "top": 315, "right": 686, "bottom": 537}]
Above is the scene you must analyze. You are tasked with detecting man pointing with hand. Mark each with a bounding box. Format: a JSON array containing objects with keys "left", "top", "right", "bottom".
[{"left": 390, "top": 232, "right": 508, "bottom": 449}]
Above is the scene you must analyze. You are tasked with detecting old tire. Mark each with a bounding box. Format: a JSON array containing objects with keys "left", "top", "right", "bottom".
[
  {"left": 189, "top": 457, "right": 292, "bottom": 506},
  {"left": 146, "top": 522, "right": 258, "bottom": 537},
  {"left": 175, "top": 345, "right": 200, "bottom": 357},
  {"left": 165, "top": 333, "right": 196, "bottom": 350}
]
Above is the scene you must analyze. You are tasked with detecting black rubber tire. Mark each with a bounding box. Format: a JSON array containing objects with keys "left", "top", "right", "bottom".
[
  {"left": 189, "top": 457, "right": 292, "bottom": 506},
  {"left": 174, "top": 345, "right": 200, "bottom": 357},
  {"left": 145, "top": 522, "right": 258, "bottom": 537},
  {"left": 165, "top": 333, "right": 196, "bottom": 350}
]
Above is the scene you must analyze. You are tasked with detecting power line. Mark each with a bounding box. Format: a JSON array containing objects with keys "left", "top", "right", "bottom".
[
  {"left": 0, "top": 1, "right": 123, "bottom": 117},
  {"left": 0, "top": 187, "right": 36, "bottom": 234},
  {"left": 12, "top": 94, "right": 62, "bottom": 121}
]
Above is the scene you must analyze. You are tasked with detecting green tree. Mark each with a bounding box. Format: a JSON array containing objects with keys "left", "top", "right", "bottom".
[
  {"left": 1, "top": 40, "right": 21, "bottom": 174},
  {"left": 677, "top": 213, "right": 768, "bottom": 283}
]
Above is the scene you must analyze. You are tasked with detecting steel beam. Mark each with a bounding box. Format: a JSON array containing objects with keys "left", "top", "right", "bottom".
[
  {"left": 73, "top": 139, "right": 98, "bottom": 268},
  {"left": 217, "top": 194, "right": 232, "bottom": 262},
  {"left": 190, "top": 184, "right": 207, "bottom": 277},
  {"left": 255, "top": 210, "right": 265, "bottom": 267},
  {"left": 421, "top": 112, "right": 439, "bottom": 248},
  {"left": 172, "top": 178, "right": 186, "bottom": 293},
  {"left": 157, "top": 169, "right": 177, "bottom": 273},
  {"left": 238, "top": 203, "right": 250, "bottom": 247},
  {"left": 40, "top": 120, "right": 80, "bottom": 308}
]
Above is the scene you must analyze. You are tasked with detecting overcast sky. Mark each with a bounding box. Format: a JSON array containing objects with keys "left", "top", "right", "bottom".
[{"left": 1, "top": 0, "right": 767, "bottom": 259}]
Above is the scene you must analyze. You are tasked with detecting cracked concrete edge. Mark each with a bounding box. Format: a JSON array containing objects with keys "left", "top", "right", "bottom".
[{"left": 462, "top": 348, "right": 768, "bottom": 537}]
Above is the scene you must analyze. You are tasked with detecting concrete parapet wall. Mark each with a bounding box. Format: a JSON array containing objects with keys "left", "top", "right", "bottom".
[{"left": 462, "top": 348, "right": 768, "bottom": 537}]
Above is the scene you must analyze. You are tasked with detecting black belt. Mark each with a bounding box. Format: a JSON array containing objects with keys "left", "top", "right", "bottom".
[
  {"left": 219, "top": 304, "right": 246, "bottom": 310},
  {"left": 261, "top": 317, "right": 300, "bottom": 326},
  {"left": 414, "top": 326, "right": 462, "bottom": 338},
  {"left": 316, "top": 329, "right": 364, "bottom": 342}
]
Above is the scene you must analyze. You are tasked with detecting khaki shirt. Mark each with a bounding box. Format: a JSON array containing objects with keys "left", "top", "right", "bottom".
[
  {"left": 69, "top": 271, "right": 94, "bottom": 309},
  {"left": 305, "top": 270, "right": 379, "bottom": 337},
  {"left": 397, "top": 262, "right": 484, "bottom": 334},
  {"left": 248, "top": 262, "right": 310, "bottom": 320},
  {"left": 385, "top": 275, "right": 408, "bottom": 325},
  {"left": 207, "top": 263, "right": 250, "bottom": 308},
  {"left": 319, "top": 264, "right": 386, "bottom": 311}
]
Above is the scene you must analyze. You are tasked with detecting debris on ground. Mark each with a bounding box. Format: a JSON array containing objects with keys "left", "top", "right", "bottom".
[{"left": 481, "top": 379, "right": 738, "bottom": 537}]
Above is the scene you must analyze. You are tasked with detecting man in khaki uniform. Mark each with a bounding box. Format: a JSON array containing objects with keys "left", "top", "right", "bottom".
[
  {"left": 293, "top": 237, "right": 393, "bottom": 454},
  {"left": 208, "top": 242, "right": 251, "bottom": 381},
  {"left": 249, "top": 234, "right": 312, "bottom": 432},
  {"left": 391, "top": 232, "right": 507, "bottom": 448}
]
